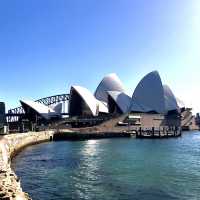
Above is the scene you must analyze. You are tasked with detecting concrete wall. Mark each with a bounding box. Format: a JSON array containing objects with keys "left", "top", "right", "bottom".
[{"left": 0, "top": 131, "right": 54, "bottom": 200}]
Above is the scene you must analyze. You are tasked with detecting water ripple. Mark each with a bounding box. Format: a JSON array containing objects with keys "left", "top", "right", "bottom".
[{"left": 12, "top": 131, "right": 200, "bottom": 200}]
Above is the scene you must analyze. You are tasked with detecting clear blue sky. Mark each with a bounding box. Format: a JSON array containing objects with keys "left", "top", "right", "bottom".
[{"left": 0, "top": 0, "right": 200, "bottom": 113}]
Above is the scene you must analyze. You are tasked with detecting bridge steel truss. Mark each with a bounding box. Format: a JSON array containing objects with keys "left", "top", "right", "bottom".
[{"left": 7, "top": 94, "right": 70, "bottom": 122}]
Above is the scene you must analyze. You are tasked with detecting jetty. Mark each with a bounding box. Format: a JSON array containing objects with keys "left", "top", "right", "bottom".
[{"left": 135, "top": 127, "right": 181, "bottom": 138}]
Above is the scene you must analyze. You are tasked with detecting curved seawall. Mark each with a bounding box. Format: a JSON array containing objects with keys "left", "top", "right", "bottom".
[{"left": 0, "top": 131, "right": 54, "bottom": 200}]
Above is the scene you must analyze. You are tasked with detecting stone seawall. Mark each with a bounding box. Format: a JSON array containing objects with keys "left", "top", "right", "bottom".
[{"left": 0, "top": 131, "right": 54, "bottom": 200}]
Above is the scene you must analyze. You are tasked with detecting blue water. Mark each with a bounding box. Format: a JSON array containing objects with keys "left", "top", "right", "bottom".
[{"left": 12, "top": 131, "right": 200, "bottom": 200}]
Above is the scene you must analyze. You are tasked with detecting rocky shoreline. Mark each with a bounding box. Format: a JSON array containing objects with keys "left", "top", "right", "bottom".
[{"left": 0, "top": 131, "right": 54, "bottom": 200}]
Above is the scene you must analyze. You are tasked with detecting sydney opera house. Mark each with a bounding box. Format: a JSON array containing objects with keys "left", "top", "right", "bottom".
[
  {"left": 7, "top": 71, "right": 198, "bottom": 132},
  {"left": 7, "top": 70, "right": 197, "bottom": 131}
]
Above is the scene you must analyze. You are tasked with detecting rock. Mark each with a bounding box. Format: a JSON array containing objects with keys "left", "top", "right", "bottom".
[
  {"left": 0, "top": 192, "right": 6, "bottom": 197},
  {"left": 1, "top": 196, "right": 11, "bottom": 200},
  {"left": 12, "top": 193, "right": 16, "bottom": 198}
]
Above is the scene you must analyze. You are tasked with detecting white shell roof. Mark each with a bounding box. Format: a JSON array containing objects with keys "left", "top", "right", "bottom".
[
  {"left": 94, "top": 73, "right": 125, "bottom": 103},
  {"left": 163, "top": 85, "right": 179, "bottom": 111},
  {"left": 176, "top": 97, "right": 185, "bottom": 109},
  {"left": 50, "top": 103, "right": 63, "bottom": 114},
  {"left": 70, "top": 86, "right": 99, "bottom": 116},
  {"left": 20, "top": 100, "right": 57, "bottom": 120},
  {"left": 107, "top": 91, "right": 132, "bottom": 113},
  {"left": 130, "top": 71, "right": 180, "bottom": 114},
  {"left": 97, "top": 100, "right": 109, "bottom": 113},
  {"left": 130, "top": 71, "right": 166, "bottom": 113}
]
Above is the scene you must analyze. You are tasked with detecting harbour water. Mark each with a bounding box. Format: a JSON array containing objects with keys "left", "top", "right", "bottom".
[{"left": 12, "top": 131, "right": 200, "bottom": 200}]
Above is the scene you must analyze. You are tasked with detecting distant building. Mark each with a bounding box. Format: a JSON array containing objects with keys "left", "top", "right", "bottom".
[{"left": 0, "top": 102, "right": 6, "bottom": 126}]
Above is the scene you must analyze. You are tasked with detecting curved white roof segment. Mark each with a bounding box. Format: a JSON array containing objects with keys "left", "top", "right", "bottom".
[
  {"left": 97, "top": 100, "right": 109, "bottom": 113},
  {"left": 51, "top": 103, "right": 63, "bottom": 114},
  {"left": 70, "top": 86, "right": 99, "bottom": 116},
  {"left": 176, "top": 97, "right": 185, "bottom": 109},
  {"left": 94, "top": 73, "right": 125, "bottom": 103},
  {"left": 163, "top": 85, "right": 179, "bottom": 111},
  {"left": 20, "top": 100, "right": 57, "bottom": 120},
  {"left": 130, "top": 71, "right": 180, "bottom": 114},
  {"left": 108, "top": 91, "right": 131, "bottom": 113},
  {"left": 130, "top": 71, "right": 166, "bottom": 113}
]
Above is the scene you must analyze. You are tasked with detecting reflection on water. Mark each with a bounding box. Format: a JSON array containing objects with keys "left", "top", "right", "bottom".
[
  {"left": 73, "top": 140, "right": 101, "bottom": 199},
  {"left": 81, "top": 139, "right": 98, "bottom": 156},
  {"left": 12, "top": 131, "right": 200, "bottom": 200}
]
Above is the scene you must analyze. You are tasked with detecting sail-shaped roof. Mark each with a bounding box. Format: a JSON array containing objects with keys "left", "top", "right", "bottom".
[
  {"left": 94, "top": 73, "right": 124, "bottom": 103},
  {"left": 107, "top": 91, "right": 131, "bottom": 113},
  {"left": 163, "top": 85, "right": 179, "bottom": 112},
  {"left": 69, "top": 86, "right": 98, "bottom": 116},
  {"left": 176, "top": 97, "right": 185, "bottom": 109},
  {"left": 130, "top": 71, "right": 166, "bottom": 113},
  {"left": 20, "top": 100, "right": 57, "bottom": 120}
]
